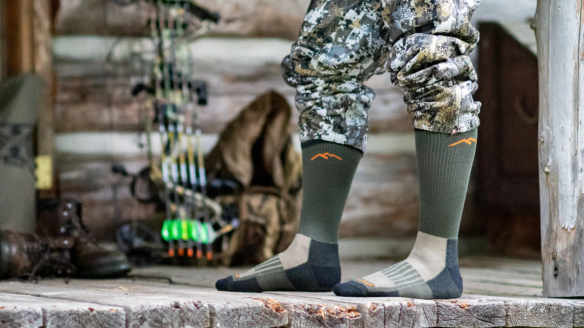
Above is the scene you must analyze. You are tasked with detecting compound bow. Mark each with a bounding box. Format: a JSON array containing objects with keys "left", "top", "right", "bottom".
[{"left": 109, "top": 0, "right": 234, "bottom": 264}]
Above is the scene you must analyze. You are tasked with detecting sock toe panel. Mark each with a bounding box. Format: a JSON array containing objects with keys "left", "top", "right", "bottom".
[
  {"left": 333, "top": 281, "right": 369, "bottom": 297},
  {"left": 229, "top": 277, "right": 263, "bottom": 293},
  {"left": 216, "top": 276, "right": 234, "bottom": 291}
]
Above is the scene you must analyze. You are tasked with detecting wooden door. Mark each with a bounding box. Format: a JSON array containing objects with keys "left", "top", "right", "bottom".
[{"left": 477, "top": 23, "right": 540, "bottom": 258}]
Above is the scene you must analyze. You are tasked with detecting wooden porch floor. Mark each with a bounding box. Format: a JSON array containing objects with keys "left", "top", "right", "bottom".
[{"left": 0, "top": 256, "right": 581, "bottom": 328}]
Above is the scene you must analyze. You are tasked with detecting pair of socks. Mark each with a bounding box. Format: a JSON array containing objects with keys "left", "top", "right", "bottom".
[{"left": 216, "top": 129, "right": 477, "bottom": 299}]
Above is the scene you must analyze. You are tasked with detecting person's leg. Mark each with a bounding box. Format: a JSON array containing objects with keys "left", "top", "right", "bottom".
[
  {"left": 334, "top": 129, "right": 477, "bottom": 298},
  {"left": 334, "top": 0, "right": 482, "bottom": 299},
  {"left": 216, "top": 0, "right": 389, "bottom": 292}
]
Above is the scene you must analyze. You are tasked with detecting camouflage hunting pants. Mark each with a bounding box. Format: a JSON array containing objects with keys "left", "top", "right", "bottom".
[{"left": 282, "top": 0, "right": 481, "bottom": 152}]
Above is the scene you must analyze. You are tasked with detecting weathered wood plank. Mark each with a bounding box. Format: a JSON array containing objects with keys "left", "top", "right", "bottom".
[
  {"left": 462, "top": 268, "right": 543, "bottom": 285},
  {"left": 1, "top": 280, "right": 292, "bottom": 328},
  {"left": 435, "top": 298, "right": 506, "bottom": 328},
  {"left": 459, "top": 257, "right": 543, "bottom": 273},
  {"left": 462, "top": 282, "right": 543, "bottom": 298},
  {"left": 0, "top": 260, "right": 581, "bottom": 328},
  {"left": 285, "top": 302, "right": 361, "bottom": 328},
  {"left": 129, "top": 258, "right": 544, "bottom": 298},
  {"left": 260, "top": 293, "right": 522, "bottom": 328},
  {"left": 208, "top": 297, "right": 288, "bottom": 328},
  {"left": 0, "top": 282, "right": 211, "bottom": 328},
  {"left": 573, "top": 301, "right": 584, "bottom": 327},
  {"left": 535, "top": 0, "right": 584, "bottom": 297},
  {"left": 384, "top": 299, "right": 437, "bottom": 328},
  {"left": 267, "top": 293, "right": 385, "bottom": 328},
  {"left": 46, "top": 281, "right": 282, "bottom": 328},
  {"left": 72, "top": 281, "right": 289, "bottom": 328},
  {"left": 0, "top": 294, "right": 43, "bottom": 328},
  {"left": 504, "top": 298, "right": 574, "bottom": 328},
  {"left": 0, "top": 292, "right": 125, "bottom": 328},
  {"left": 261, "top": 294, "right": 362, "bottom": 328}
]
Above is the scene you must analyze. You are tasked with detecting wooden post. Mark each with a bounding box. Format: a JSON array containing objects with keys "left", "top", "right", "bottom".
[
  {"left": 535, "top": 0, "right": 584, "bottom": 297},
  {"left": 1, "top": 0, "right": 34, "bottom": 77},
  {"left": 32, "top": 0, "right": 57, "bottom": 197}
]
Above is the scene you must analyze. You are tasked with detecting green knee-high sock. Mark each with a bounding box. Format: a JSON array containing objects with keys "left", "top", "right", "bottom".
[
  {"left": 335, "top": 129, "right": 477, "bottom": 299},
  {"left": 216, "top": 141, "right": 362, "bottom": 292},
  {"left": 297, "top": 142, "right": 362, "bottom": 243}
]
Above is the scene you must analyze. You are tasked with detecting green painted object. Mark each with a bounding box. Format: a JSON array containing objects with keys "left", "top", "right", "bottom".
[
  {"left": 188, "top": 220, "right": 199, "bottom": 242},
  {"left": 171, "top": 219, "right": 181, "bottom": 241},
  {"left": 199, "top": 222, "right": 208, "bottom": 244},
  {"left": 181, "top": 220, "right": 189, "bottom": 241},
  {"left": 161, "top": 220, "right": 172, "bottom": 241}
]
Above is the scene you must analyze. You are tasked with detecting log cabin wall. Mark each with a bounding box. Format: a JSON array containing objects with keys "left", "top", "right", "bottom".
[{"left": 51, "top": 0, "right": 530, "bottom": 256}]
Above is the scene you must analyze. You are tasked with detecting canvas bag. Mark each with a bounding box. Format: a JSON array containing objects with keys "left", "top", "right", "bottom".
[
  {"left": 205, "top": 91, "right": 302, "bottom": 266},
  {"left": 0, "top": 74, "right": 45, "bottom": 233}
]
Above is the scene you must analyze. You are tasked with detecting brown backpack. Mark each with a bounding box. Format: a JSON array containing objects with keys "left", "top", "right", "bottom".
[{"left": 206, "top": 91, "right": 302, "bottom": 266}]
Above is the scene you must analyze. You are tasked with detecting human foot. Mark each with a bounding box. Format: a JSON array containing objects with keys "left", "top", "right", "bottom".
[
  {"left": 216, "top": 234, "right": 340, "bottom": 292},
  {"left": 334, "top": 232, "right": 462, "bottom": 299}
]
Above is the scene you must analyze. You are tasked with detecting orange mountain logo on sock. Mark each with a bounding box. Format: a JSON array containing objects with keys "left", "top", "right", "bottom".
[
  {"left": 311, "top": 153, "right": 343, "bottom": 161},
  {"left": 449, "top": 138, "right": 478, "bottom": 147},
  {"left": 358, "top": 278, "right": 375, "bottom": 287}
]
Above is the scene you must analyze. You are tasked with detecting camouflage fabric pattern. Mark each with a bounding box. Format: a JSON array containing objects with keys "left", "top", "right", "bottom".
[{"left": 282, "top": 0, "right": 481, "bottom": 151}]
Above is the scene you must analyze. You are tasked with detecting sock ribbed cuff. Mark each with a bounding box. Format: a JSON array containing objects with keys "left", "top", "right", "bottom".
[
  {"left": 297, "top": 141, "right": 362, "bottom": 243},
  {"left": 416, "top": 129, "right": 477, "bottom": 239}
]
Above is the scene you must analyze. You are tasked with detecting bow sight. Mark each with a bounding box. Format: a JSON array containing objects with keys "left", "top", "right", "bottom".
[{"left": 108, "top": 0, "right": 233, "bottom": 265}]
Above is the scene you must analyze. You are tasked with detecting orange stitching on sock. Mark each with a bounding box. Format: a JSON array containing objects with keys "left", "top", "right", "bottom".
[
  {"left": 311, "top": 153, "right": 343, "bottom": 161},
  {"left": 358, "top": 279, "right": 375, "bottom": 287},
  {"left": 448, "top": 138, "right": 478, "bottom": 147}
]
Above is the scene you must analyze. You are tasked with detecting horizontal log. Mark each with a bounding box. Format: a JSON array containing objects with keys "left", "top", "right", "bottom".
[
  {"left": 53, "top": 37, "right": 411, "bottom": 133},
  {"left": 55, "top": 88, "right": 410, "bottom": 134},
  {"left": 55, "top": 0, "right": 537, "bottom": 40},
  {"left": 56, "top": 0, "right": 539, "bottom": 39},
  {"left": 54, "top": 132, "right": 417, "bottom": 158},
  {"left": 55, "top": 0, "right": 310, "bottom": 40},
  {"left": 55, "top": 90, "right": 301, "bottom": 134},
  {"left": 53, "top": 66, "right": 410, "bottom": 134}
]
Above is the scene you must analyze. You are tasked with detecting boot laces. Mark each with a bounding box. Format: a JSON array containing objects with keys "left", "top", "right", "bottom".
[
  {"left": 62, "top": 214, "right": 102, "bottom": 250},
  {"left": 22, "top": 241, "right": 76, "bottom": 282}
]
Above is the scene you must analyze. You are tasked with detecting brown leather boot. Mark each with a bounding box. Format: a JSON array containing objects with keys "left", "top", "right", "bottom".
[
  {"left": 37, "top": 199, "right": 131, "bottom": 278},
  {"left": 0, "top": 230, "right": 76, "bottom": 279}
]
